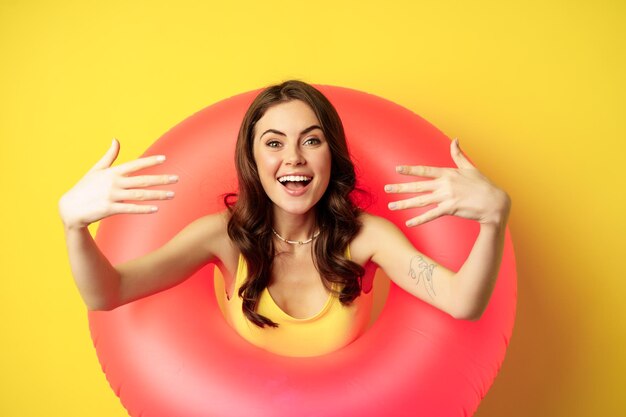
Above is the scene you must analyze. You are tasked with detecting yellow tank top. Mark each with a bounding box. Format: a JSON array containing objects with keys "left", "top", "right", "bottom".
[{"left": 218, "top": 247, "right": 373, "bottom": 357}]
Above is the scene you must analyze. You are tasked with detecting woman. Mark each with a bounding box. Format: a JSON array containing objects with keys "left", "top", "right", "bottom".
[{"left": 59, "top": 80, "right": 511, "bottom": 357}]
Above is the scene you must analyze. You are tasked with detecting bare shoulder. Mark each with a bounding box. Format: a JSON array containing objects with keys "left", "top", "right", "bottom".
[
  {"left": 185, "top": 210, "right": 236, "bottom": 262},
  {"left": 350, "top": 212, "right": 407, "bottom": 265},
  {"left": 113, "top": 210, "right": 238, "bottom": 307},
  {"left": 187, "top": 210, "right": 230, "bottom": 235},
  {"left": 356, "top": 211, "right": 404, "bottom": 239},
  {"left": 358, "top": 211, "right": 398, "bottom": 230}
]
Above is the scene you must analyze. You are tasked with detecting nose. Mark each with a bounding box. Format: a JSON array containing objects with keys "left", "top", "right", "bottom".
[{"left": 284, "top": 145, "right": 305, "bottom": 166}]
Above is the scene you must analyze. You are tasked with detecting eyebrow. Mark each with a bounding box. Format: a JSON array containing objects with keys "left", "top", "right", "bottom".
[{"left": 259, "top": 125, "right": 323, "bottom": 140}]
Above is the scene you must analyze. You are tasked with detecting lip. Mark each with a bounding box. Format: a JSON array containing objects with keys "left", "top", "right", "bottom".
[
  {"left": 276, "top": 172, "right": 313, "bottom": 180},
  {"left": 278, "top": 178, "right": 312, "bottom": 197}
]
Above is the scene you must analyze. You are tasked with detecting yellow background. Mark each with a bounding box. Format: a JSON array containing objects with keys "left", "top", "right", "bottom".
[{"left": 1, "top": 0, "right": 624, "bottom": 416}]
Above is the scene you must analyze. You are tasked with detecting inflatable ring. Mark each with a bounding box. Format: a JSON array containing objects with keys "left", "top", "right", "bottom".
[{"left": 91, "top": 85, "right": 517, "bottom": 417}]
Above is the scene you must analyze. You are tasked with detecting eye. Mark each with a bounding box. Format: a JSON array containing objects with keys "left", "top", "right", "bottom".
[
  {"left": 266, "top": 140, "right": 282, "bottom": 148},
  {"left": 303, "top": 137, "right": 321, "bottom": 146}
]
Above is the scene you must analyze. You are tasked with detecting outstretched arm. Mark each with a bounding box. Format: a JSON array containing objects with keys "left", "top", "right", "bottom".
[
  {"left": 363, "top": 139, "right": 511, "bottom": 320},
  {"left": 59, "top": 140, "right": 224, "bottom": 310}
]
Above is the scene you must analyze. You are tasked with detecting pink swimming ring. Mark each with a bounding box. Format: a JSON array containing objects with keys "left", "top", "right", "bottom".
[{"left": 91, "top": 85, "right": 517, "bottom": 417}]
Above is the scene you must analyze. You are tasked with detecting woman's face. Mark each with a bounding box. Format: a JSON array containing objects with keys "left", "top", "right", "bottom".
[{"left": 252, "top": 99, "right": 332, "bottom": 217}]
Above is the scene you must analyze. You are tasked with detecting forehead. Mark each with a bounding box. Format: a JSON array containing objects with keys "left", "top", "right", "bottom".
[{"left": 255, "top": 100, "right": 320, "bottom": 135}]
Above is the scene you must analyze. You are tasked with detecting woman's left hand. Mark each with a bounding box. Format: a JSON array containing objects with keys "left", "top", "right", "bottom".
[{"left": 384, "top": 139, "right": 511, "bottom": 227}]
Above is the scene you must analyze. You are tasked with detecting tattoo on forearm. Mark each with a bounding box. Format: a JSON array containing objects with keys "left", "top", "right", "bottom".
[{"left": 408, "top": 256, "right": 437, "bottom": 298}]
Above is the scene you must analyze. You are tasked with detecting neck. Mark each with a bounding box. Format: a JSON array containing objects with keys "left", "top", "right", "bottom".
[{"left": 271, "top": 207, "right": 317, "bottom": 244}]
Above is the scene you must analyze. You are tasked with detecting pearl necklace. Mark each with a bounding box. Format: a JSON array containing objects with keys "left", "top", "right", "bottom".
[{"left": 271, "top": 228, "right": 320, "bottom": 245}]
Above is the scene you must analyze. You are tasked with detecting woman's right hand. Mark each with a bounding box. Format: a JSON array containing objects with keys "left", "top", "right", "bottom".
[{"left": 59, "top": 139, "right": 178, "bottom": 230}]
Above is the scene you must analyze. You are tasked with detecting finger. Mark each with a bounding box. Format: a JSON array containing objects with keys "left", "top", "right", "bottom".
[
  {"left": 384, "top": 179, "right": 438, "bottom": 194},
  {"left": 113, "top": 154, "right": 167, "bottom": 175},
  {"left": 112, "top": 189, "right": 175, "bottom": 202},
  {"left": 396, "top": 165, "right": 444, "bottom": 178},
  {"left": 89, "top": 139, "right": 120, "bottom": 172},
  {"left": 116, "top": 174, "right": 179, "bottom": 189},
  {"left": 388, "top": 193, "right": 441, "bottom": 210},
  {"left": 110, "top": 202, "right": 159, "bottom": 214},
  {"left": 450, "top": 138, "right": 475, "bottom": 170},
  {"left": 405, "top": 206, "right": 447, "bottom": 227}
]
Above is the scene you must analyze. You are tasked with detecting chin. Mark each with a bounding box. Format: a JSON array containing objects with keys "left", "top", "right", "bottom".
[
  {"left": 272, "top": 201, "right": 317, "bottom": 216},
  {"left": 267, "top": 185, "right": 326, "bottom": 217}
]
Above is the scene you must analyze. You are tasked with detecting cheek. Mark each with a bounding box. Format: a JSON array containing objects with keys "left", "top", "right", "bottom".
[
  {"left": 317, "top": 152, "right": 332, "bottom": 179},
  {"left": 255, "top": 153, "right": 280, "bottom": 182},
  {"left": 313, "top": 155, "right": 332, "bottom": 192}
]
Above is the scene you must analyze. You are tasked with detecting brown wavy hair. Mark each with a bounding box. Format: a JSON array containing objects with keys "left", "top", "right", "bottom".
[{"left": 224, "top": 80, "right": 365, "bottom": 328}]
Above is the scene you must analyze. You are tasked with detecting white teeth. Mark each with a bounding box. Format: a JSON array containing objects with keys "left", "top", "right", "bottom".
[{"left": 278, "top": 175, "right": 312, "bottom": 183}]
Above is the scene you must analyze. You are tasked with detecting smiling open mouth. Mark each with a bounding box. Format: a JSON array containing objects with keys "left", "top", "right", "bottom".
[{"left": 278, "top": 175, "right": 312, "bottom": 191}]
